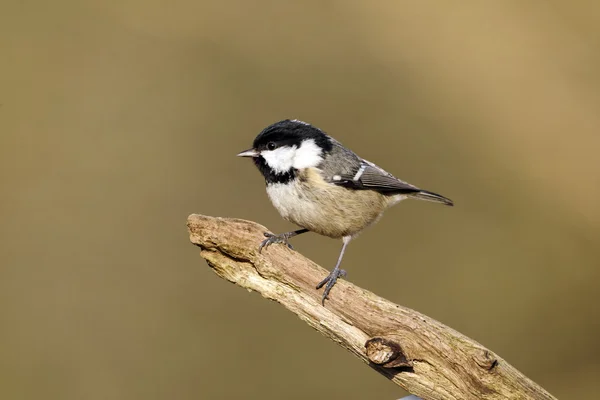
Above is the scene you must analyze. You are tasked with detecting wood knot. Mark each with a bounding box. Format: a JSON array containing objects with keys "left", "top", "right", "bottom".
[
  {"left": 365, "top": 337, "right": 412, "bottom": 368},
  {"left": 474, "top": 349, "right": 498, "bottom": 371}
]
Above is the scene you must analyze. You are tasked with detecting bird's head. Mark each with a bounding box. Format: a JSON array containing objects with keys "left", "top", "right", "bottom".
[{"left": 237, "top": 119, "right": 333, "bottom": 183}]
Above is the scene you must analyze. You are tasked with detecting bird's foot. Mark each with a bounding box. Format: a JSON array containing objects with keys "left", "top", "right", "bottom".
[
  {"left": 258, "top": 232, "right": 295, "bottom": 253},
  {"left": 316, "top": 267, "right": 347, "bottom": 305}
]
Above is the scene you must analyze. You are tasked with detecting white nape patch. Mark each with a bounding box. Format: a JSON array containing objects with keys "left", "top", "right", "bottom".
[
  {"left": 293, "top": 139, "right": 323, "bottom": 169},
  {"left": 261, "top": 146, "right": 296, "bottom": 174},
  {"left": 290, "top": 119, "right": 310, "bottom": 125},
  {"left": 261, "top": 139, "right": 323, "bottom": 174}
]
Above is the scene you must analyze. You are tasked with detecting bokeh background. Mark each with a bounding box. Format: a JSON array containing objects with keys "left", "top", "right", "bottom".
[{"left": 1, "top": 1, "right": 599, "bottom": 399}]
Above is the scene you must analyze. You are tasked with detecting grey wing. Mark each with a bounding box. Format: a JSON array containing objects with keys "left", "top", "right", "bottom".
[{"left": 331, "top": 159, "right": 421, "bottom": 194}]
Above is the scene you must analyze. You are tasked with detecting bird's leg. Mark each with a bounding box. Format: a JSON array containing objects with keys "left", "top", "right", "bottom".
[
  {"left": 258, "top": 228, "right": 309, "bottom": 253},
  {"left": 316, "top": 236, "right": 351, "bottom": 305}
]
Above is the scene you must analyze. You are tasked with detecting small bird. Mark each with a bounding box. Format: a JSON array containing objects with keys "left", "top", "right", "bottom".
[{"left": 238, "top": 119, "right": 453, "bottom": 305}]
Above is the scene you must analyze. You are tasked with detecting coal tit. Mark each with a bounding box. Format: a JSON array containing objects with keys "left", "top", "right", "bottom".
[{"left": 238, "top": 119, "right": 453, "bottom": 305}]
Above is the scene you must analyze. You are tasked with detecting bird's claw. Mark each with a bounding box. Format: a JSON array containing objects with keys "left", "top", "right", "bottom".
[
  {"left": 258, "top": 232, "right": 294, "bottom": 253},
  {"left": 316, "top": 268, "right": 347, "bottom": 305}
]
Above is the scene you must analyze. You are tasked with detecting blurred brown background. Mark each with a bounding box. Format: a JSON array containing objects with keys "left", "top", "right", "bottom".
[{"left": 1, "top": 1, "right": 599, "bottom": 399}]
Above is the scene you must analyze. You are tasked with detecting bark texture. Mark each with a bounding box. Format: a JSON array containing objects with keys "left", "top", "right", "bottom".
[{"left": 188, "top": 214, "right": 556, "bottom": 400}]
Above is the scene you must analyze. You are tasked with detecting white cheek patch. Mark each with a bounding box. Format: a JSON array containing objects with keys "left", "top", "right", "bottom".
[
  {"left": 293, "top": 139, "right": 323, "bottom": 169},
  {"left": 261, "top": 139, "right": 323, "bottom": 174},
  {"left": 261, "top": 146, "right": 296, "bottom": 174}
]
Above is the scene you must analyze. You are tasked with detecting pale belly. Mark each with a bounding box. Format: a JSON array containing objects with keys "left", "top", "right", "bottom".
[{"left": 266, "top": 180, "right": 403, "bottom": 238}]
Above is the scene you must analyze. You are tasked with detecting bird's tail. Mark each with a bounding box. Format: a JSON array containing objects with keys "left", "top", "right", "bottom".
[{"left": 410, "top": 190, "right": 454, "bottom": 206}]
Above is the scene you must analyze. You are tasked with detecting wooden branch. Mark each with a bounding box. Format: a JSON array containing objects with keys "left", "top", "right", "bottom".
[{"left": 187, "top": 214, "right": 556, "bottom": 400}]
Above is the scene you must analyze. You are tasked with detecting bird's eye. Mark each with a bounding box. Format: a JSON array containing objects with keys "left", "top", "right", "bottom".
[{"left": 266, "top": 142, "right": 276, "bottom": 150}]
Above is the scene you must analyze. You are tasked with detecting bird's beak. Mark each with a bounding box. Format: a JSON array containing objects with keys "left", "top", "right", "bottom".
[{"left": 237, "top": 148, "right": 259, "bottom": 158}]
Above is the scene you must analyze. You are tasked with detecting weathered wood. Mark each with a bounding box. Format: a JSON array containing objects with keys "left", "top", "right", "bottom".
[{"left": 187, "top": 214, "right": 556, "bottom": 400}]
